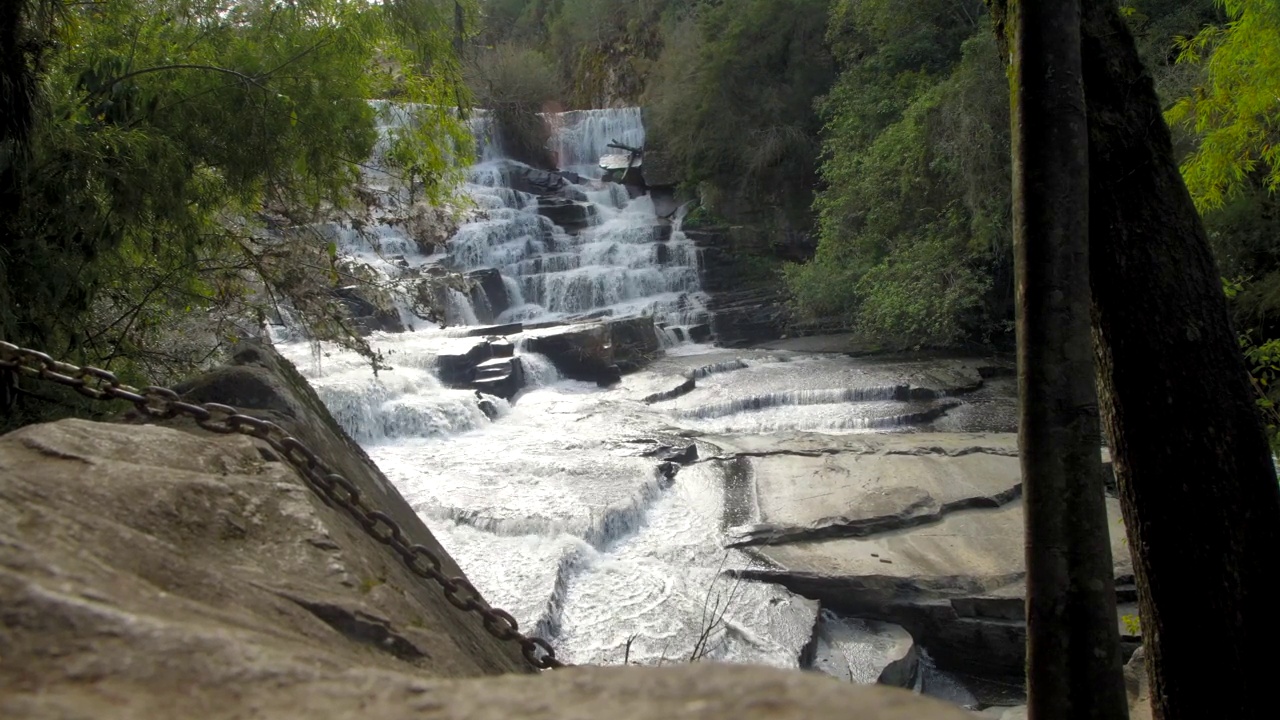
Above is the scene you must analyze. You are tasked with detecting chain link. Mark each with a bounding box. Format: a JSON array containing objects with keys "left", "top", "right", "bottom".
[{"left": 0, "top": 341, "right": 565, "bottom": 670}]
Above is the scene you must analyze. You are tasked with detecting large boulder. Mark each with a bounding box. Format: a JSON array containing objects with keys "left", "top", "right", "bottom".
[
  {"left": 467, "top": 268, "right": 512, "bottom": 324},
  {"left": 333, "top": 285, "right": 405, "bottom": 335},
  {"left": 609, "top": 316, "right": 663, "bottom": 373},
  {"left": 0, "top": 348, "right": 536, "bottom": 719},
  {"left": 498, "top": 160, "right": 570, "bottom": 197},
  {"left": 523, "top": 323, "right": 620, "bottom": 386},
  {"left": 435, "top": 337, "right": 497, "bottom": 386},
  {"left": 641, "top": 150, "right": 680, "bottom": 187},
  {"left": 522, "top": 317, "right": 665, "bottom": 385},
  {"left": 1124, "top": 647, "right": 1153, "bottom": 720},
  {"left": 472, "top": 356, "right": 525, "bottom": 400}
]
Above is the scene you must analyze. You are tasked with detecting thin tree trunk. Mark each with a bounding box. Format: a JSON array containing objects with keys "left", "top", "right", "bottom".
[
  {"left": 1079, "top": 2, "right": 1280, "bottom": 718},
  {"left": 1007, "top": 2, "right": 1128, "bottom": 718}
]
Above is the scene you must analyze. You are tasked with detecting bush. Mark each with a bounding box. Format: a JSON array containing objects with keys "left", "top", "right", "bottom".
[
  {"left": 644, "top": 0, "right": 834, "bottom": 227},
  {"left": 787, "top": 7, "right": 1011, "bottom": 347}
]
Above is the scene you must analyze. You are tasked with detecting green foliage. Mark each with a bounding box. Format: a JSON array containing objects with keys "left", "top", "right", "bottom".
[
  {"left": 1122, "top": 613, "right": 1142, "bottom": 636},
  {"left": 1168, "top": 2, "right": 1280, "bottom": 448},
  {"left": 0, "top": 0, "right": 473, "bottom": 386},
  {"left": 789, "top": 5, "right": 1009, "bottom": 348},
  {"left": 1167, "top": 0, "right": 1280, "bottom": 212},
  {"left": 644, "top": 0, "right": 835, "bottom": 225},
  {"left": 1239, "top": 328, "right": 1280, "bottom": 452},
  {"left": 789, "top": 0, "right": 1215, "bottom": 348}
]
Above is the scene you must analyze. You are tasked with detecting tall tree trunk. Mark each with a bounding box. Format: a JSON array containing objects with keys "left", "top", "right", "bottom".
[
  {"left": 1079, "top": 2, "right": 1280, "bottom": 718},
  {"left": 1007, "top": 2, "right": 1128, "bottom": 718}
]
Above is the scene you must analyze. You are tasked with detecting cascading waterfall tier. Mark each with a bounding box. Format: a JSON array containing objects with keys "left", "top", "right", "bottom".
[
  {"left": 442, "top": 107, "right": 708, "bottom": 333},
  {"left": 544, "top": 108, "right": 645, "bottom": 180}
]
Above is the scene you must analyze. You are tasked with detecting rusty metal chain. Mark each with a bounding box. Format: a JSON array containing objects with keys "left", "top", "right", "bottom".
[{"left": 0, "top": 341, "right": 564, "bottom": 670}]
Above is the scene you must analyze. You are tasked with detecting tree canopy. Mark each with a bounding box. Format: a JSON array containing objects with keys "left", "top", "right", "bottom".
[{"left": 1, "top": 0, "right": 474, "bottom": 391}]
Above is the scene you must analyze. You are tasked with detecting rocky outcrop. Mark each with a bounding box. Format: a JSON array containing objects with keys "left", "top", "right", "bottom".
[
  {"left": 473, "top": 357, "right": 525, "bottom": 400},
  {"left": 640, "top": 150, "right": 679, "bottom": 188},
  {"left": 806, "top": 614, "right": 919, "bottom": 687},
  {"left": 333, "top": 285, "right": 405, "bottom": 335},
  {"left": 435, "top": 336, "right": 525, "bottom": 400},
  {"left": 399, "top": 201, "right": 458, "bottom": 255},
  {"left": 1124, "top": 646, "right": 1153, "bottom": 720},
  {"left": 706, "top": 286, "right": 791, "bottom": 348},
  {"left": 610, "top": 316, "right": 663, "bottom": 373},
  {"left": 708, "top": 431, "right": 1133, "bottom": 697},
  {"left": 524, "top": 322, "right": 620, "bottom": 386},
  {"left": 501, "top": 161, "right": 572, "bottom": 196},
  {"left": 467, "top": 268, "right": 512, "bottom": 324},
  {"left": 684, "top": 227, "right": 791, "bottom": 347},
  {"left": 0, "top": 347, "right": 535, "bottom": 710},
  {"left": 0, "top": 418, "right": 529, "bottom": 684},
  {"left": 523, "top": 317, "right": 664, "bottom": 386}
]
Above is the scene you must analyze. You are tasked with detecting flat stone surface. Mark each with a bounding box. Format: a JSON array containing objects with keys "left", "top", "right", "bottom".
[
  {"left": 749, "top": 442, "right": 1021, "bottom": 532},
  {"left": 719, "top": 429, "right": 1131, "bottom": 685},
  {"left": 753, "top": 499, "right": 1130, "bottom": 592}
]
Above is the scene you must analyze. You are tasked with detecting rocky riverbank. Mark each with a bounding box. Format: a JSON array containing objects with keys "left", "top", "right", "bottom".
[
  {"left": 2, "top": 341, "right": 1004, "bottom": 720},
  {"left": 624, "top": 341, "right": 1136, "bottom": 710}
]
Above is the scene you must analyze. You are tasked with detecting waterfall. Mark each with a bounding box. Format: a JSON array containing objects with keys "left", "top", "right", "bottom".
[
  {"left": 469, "top": 110, "right": 504, "bottom": 163},
  {"left": 544, "top": 108, "right": 645, "bottom": 180},
  {"left": 271, "top": 102, "right": 843, "bottom": 674},
  {"left": 436, "top": 106, "right": 708, "bottom": 334}
]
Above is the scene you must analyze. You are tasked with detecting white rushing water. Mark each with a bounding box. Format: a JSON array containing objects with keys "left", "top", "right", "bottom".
[
  {"left": 274, "top": 105, "right": 820, "bottom": 667},
  {"left": 268, "top": 102, "right": 1013, "bottom": 698},
  {"left": 272, "top": 100, "right": 1008, "bottom": 679}
]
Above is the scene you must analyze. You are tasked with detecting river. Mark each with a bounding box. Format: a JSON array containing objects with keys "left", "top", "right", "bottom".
[{"left": 270, "top": 107, "right": 1017, "bottom": 698}]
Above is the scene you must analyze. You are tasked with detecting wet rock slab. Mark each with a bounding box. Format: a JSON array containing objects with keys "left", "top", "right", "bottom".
[
  {"left": 720, "top": 433, "right": 1022, "bottom": 546},
  {"left": 715, "top": 431, "right": 1132, "bottom": 686}
]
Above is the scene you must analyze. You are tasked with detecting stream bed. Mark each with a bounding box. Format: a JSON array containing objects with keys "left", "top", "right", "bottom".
[{"left": 272, "top": 106, "right": 1023, "bottom": 708}]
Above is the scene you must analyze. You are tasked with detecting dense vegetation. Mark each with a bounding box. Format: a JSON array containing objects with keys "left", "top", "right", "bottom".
[
  {"left": 1, "top": 0, "right": 474, "bottom": 403},
  {"left": 6, "top": 1, "right": 1279, "bottom": 438},
  {"left": 473, "top": 0, "right": 1280, "bottom": 441}
]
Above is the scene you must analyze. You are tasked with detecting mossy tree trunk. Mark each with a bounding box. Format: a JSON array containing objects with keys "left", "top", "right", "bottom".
[
  {"left": 1079, "top": 1, "right": 1280, "bottom": 718},
  {"left": 1006, "top": 1, "right": 1128, "bottom": 718}
]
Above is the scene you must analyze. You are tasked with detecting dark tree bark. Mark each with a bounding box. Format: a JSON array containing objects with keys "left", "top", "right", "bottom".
[
  {"left": 1078, "top": 2, "right": 1280, "bottom": 718},
  {"left": 1007, "top": 2, "right": 1128, "bottom": 718}
]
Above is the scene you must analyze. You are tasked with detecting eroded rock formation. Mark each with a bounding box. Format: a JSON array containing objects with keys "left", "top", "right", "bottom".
[{"left": 710, "top": 431, "right": 1136, "bottom": 693}]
